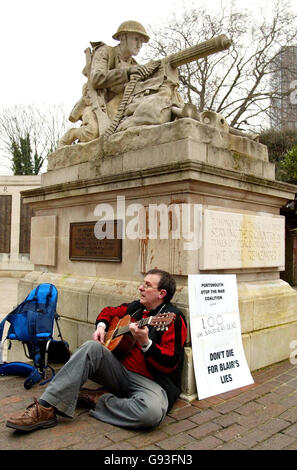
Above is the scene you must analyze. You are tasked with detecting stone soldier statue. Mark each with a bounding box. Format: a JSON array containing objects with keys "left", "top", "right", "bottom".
[
  {"left": 105, "top": 22, "right": 184, "bottom": 133},
  {"left": 58, "top": 20, "right": 184, "bottom": 146},
  {"left": 58, "top": 20, "right": 231, "bottom": 146},
  {"left": 89, "top": 21, "right": 152, "bottom": 132}
]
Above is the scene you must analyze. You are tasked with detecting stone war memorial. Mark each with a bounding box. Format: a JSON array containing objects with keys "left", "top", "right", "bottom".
[{"left": 16, "top": 21, "right": 297, "bottom": 400}]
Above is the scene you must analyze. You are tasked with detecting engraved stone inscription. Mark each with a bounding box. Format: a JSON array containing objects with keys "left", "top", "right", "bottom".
[
  {"left": 69, "top": 221, "right": 122, "bottom": 262},
  {"left": 200, "top": 210, "right": 285, "bottom": 270}
]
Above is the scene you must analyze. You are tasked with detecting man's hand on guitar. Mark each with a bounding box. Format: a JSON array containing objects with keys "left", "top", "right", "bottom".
[
  {"left": 92, "top": 325, "right": 106, "bottom": 344},
  {"left": 129, "top": 322, "right": 149, "bottom": 347}
]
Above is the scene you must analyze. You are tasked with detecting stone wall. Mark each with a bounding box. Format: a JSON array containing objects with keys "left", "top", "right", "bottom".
[{"left": 0, "top": 175, "right": 41, "bottom": 276}]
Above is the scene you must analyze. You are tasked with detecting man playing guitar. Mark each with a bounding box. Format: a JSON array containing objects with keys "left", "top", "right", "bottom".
[{"left": 6, "top": 269, "right": 187, "bottom": 431}]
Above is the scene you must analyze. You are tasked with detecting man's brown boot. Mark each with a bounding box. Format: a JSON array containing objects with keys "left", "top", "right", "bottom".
[
  {"left": 77, "top": 389, "right": 105, "bottom": 410},
  {"left": 6, "top": 398, "right": 57, "bottom": 431}
]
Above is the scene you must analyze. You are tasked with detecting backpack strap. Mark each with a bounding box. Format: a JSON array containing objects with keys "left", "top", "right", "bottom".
[
  {"left": 32, "top": 284, "right": 40, "bottom": 301},
  {"left": 44, "top": 284, "right": 54, "bottom": 310},
  {"left": 31, "top": 284, "right": 53, "bottom": 312},
  {"left": 39, "top": 364, "right": 55, "bottom": 386},
  {"left": 30, "top": 284, "right": 41, "bottom": 312},
  {"left": 24, "top": 368, "right": 43, "bottom": 389}
]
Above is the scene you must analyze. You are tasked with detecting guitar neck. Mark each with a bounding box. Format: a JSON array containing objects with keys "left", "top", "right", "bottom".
[{"left": 114, "top": 317, "right": 151, "bottom": 338}]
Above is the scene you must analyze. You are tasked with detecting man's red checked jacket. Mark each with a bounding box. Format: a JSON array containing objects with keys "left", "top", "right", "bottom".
[{"left": 96, "top": 300, "right": 187, "bottom": 410}]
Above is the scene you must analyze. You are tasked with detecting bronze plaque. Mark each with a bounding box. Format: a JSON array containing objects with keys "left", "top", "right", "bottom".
[
  {"left": 69, "top": 221, "right": 122, "bottom": 262},
  {"left": 0, "top": 195, "right": 12, "bottom": 253},
  {"left": 19, "top": 197, "right": 35, "bottom": 254}
]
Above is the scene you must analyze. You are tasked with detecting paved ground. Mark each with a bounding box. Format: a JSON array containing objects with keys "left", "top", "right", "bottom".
[{"left": 1, "top": 278, "right": 297, "bottom": 451}]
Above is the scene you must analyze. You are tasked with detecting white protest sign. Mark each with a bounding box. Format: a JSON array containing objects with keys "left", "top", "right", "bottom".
[{"left": 188, "top": 274, "right": 253, "bottom": 399}]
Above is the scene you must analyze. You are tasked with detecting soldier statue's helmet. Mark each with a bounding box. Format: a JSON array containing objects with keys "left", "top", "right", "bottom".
[{"left": 112, "top": 21, "right": 150, "bottom": 43}]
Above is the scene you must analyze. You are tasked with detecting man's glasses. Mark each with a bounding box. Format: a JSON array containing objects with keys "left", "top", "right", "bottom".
[{"left": 140, "top": 282, "right": 160, "bottom": 290}]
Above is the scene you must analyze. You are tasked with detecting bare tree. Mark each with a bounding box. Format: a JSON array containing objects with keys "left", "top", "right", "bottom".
[
  {"left": 143, "top": 0, "right": 297, "bottom": 132},
  {"left": 0, "top": 104, "right": 68, "bottom": 174}
]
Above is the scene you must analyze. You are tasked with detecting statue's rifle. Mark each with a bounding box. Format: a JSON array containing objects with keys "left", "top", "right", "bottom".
[
  {"left": 104, "top": 34, "right": 232, "bottom": 137},
  {"left": 166, "top": 34, "right": 231, "bottom": 68}
]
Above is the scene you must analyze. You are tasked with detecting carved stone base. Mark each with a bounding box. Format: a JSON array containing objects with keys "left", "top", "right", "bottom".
[{"left": 45, "top": 117, "right": 274, "bottom": 186}]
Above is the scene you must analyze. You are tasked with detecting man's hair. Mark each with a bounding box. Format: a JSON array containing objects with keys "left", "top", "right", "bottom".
[{"left": 146, "top": 269, "right": 176, "bottom": 302}]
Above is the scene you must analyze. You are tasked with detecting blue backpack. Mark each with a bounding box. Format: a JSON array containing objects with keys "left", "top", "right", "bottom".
[{"left": 0, "top": 283, "right": 70, "bottom": 389}]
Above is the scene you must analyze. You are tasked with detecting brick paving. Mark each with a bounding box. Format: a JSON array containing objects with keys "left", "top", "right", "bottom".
[
  {"left": 1, "top": 354, "right": 297, "bottom": 450},
  {"left": 1, "top": 278, "right": 297, "bottom": 450}
]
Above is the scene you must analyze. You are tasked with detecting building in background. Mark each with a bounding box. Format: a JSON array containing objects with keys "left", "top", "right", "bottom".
[
  {"left": 0, "top": 175, "right": 41, "bottom": 276},
  {"left": 270, "top": 46, "right": 297, "bottom": 131}
]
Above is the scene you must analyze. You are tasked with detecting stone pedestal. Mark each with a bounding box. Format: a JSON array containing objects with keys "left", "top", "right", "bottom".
[{"left": 17, "top": 117, "right": 297, "bottom": 400}]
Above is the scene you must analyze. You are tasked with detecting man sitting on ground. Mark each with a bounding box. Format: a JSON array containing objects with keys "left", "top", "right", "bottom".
[{"left": 6, "top": 269, "right": 187, "bottom": 431}]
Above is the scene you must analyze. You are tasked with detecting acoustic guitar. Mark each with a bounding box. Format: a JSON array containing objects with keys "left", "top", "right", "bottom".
[{"left": 103, "top": 313, "right": 176, "bottom": 357}]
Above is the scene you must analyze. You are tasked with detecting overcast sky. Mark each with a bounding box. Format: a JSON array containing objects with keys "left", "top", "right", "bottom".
[
  {"left": 2, "top": 0, "right": 295, "bottom": 110},
  {"left": 0, "top": 0, "right": 296, "bottom": 174},
  {"left": 0, "top": 0, "right": 188, "bottom": 110}
]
